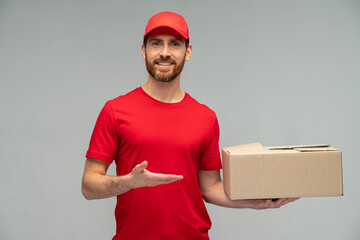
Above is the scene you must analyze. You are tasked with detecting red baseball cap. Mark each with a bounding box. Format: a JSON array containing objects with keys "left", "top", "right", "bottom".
[{"left": 144, "top": 11, "right": 189, "bottom": 40}]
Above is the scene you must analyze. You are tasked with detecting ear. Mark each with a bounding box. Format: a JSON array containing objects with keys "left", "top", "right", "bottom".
[
  {"left": 141, "top": 43, "right": 146, "bottom": 61},
  {"left": 185, "top": 43, "right": 192, "bottom": 61}
]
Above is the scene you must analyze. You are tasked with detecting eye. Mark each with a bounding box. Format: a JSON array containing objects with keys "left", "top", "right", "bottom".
[
  {"left": 171, "top": 41, "right": 181, "bottom": 47},
  {"left": 151, "top": 40, "right": 161, "bottom": 47}
]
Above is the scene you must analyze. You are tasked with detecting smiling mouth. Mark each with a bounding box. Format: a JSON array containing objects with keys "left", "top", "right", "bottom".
[
  {"left": 156, "top": 62, "right": 174, "bottom": 66},
  {"left": 155, "top": 62, "right": 174, "bottom": 71}
]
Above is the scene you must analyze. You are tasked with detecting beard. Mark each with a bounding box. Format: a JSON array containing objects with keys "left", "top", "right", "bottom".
[{"left": 145, "top": 54, "right": 186, "bottom": 82}]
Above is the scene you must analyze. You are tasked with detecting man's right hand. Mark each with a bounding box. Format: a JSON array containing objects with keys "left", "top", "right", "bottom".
[
  {"left": 82, "top": 158, "right": 184, "bottom": 200},
  {"left": 128, "top": 161, "right": 184, "bottom": 189}
]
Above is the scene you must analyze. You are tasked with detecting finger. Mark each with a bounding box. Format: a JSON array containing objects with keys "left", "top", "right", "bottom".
[
  {"left": 134, "top": 161, "right": 148, "bottom": 173},
  {"left": 275, "top": 198, "right": 289, "bottom": 208},
  {"left": 273, "top": 198, "right": 297, "bottom": 208},
  {"left": 284, "top": 198, "right": 300, "bottom": 204},
  {"left": 160, "top": 177, "right": 183, "bottom": 184},
  {"left": 148, "top": 173, "right": 184, "bottom": 185},
  {"left": 155, "top": 173, "right": 183, "bottom": 181},
  {"left": 283, "top": 198, "right": 299, "bottom": 205}
]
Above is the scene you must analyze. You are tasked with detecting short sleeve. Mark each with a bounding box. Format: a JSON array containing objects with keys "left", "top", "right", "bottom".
[
  {"left": 198, "top": 116, "right": 222, "bottom": 171},
  {"left": 86, "top": 101, "right": 119, "bottom": 163}
]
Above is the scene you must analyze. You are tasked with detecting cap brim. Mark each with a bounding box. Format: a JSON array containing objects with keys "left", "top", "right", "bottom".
[{"left": 144, "top": 26, "right": 189, "bottom": 40}]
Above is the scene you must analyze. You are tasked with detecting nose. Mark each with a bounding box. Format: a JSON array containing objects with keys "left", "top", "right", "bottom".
[{"left": 160, "top": 45, "right": 170, "bottom": 58}]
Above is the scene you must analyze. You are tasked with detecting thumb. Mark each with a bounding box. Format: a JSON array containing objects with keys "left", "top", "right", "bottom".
[{"left": 134, "top": 161, "right": 148, "bottom": 173}]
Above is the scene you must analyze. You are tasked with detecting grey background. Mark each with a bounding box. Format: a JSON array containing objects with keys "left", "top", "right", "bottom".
[{"left": 1, "top": 0, "right": 359, "bottom": 239}]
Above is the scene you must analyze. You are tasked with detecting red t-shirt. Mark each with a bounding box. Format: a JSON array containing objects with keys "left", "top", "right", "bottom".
[{"left": 86, "top": 87, "right": 222, "bottom": 240}]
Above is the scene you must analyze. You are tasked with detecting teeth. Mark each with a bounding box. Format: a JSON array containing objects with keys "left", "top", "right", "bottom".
[{"left": 158, "top": 63, "right": 172, "bottom": 66}]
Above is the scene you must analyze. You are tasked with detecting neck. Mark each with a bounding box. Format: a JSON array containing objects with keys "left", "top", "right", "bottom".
[{"left": 142, "top": 75, "right": 185, "bottom": 103}]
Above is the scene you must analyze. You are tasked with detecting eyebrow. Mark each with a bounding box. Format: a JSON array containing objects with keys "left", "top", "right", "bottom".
[{"left": 149, "top": 38, "right": 183, "bottom": 43}]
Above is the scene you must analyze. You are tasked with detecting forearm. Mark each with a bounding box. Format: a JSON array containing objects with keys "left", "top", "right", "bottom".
[
  {"left": 81, "top": 172, "right": 132, "bottom": 200},
  {"left": 202, "top": 181, "right": 254, "bottom": 208},
  {"left": 202, "top": 180, "right": 299, "bottom": 209}
]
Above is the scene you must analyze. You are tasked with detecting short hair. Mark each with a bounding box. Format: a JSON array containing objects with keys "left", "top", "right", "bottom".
[{"left": 143, "top": 35, "right": 189, "bottom": 49}]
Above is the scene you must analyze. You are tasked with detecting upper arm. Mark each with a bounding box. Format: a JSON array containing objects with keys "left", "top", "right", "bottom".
[
  {"left": 197, "top": 170, "right": 222, "bottom": 195},
  {"left": 83, "top": 157, "right": 111, "bottom": 177}
]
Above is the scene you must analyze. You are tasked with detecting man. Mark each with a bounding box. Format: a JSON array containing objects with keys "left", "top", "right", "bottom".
[{"left": 82, "top": 11, "right": 297, "bottom": 240}]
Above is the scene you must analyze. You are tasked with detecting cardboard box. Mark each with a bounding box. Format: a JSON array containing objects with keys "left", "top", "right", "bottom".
[{"left": 222, "top": 143, "right": 343, "bottom": 200}]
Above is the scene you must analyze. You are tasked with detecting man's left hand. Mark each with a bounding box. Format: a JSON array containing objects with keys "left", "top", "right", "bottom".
[{"left": 247, "top": 198, "right": 299, "bottom": 210}]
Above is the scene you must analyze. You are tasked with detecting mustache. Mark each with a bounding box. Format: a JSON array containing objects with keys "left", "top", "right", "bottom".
[{"left": 153, "top": 56, "right": 176, "bottom": 64}]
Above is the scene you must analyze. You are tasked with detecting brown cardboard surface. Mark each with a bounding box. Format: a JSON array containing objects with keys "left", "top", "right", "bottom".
[{"left": 222, "top": 143, "right": 343, "bottom": 200}]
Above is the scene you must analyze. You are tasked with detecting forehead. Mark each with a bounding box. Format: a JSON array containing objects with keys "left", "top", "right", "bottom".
[{"left": 147, "top": 27, "right": 184, "bottom": 40}]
